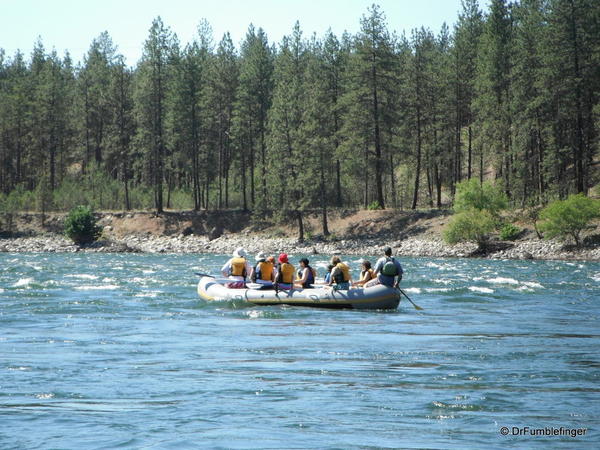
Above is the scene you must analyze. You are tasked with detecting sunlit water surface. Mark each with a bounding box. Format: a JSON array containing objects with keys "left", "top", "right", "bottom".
[{"left": 1, "top": 253, "right": 599, "bottom": 448}]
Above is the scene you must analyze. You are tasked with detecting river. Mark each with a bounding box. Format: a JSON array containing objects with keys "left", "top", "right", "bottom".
[{"left": 1, "top": 252, "right": 598, "bottom": 448}]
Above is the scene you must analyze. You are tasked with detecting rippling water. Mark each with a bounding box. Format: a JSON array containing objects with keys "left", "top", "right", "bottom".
[{"left": 1, "top": 252, "right": 599, "bottom": 448}]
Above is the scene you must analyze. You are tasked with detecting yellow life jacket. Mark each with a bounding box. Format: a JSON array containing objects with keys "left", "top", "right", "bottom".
[
  {"left": 230, "top": 257, "right": 247, "bottom": 277},
  {"left": 278, "top": 262, "right": 295, "bottom": 284},
  {"left": 334, "top": 262, "right": 351, "bottom": 283},
  {"left": 360, "top": 268, "right": 374, "bottom": 282},
  {"left": 255, "top": 261, "right": 273, "bottom": 281}
]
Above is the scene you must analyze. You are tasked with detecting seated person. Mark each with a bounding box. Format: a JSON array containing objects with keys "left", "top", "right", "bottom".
[
  {"left": 352, "top": 260, "right": 374, "bottom": 287},
  {"left": 323, "top": 264, "right": 334, "bottom": 284},
  {"left": 294, "top": 258, "right": 316, "bottom": 289},
  {"left": 275, "top": 253, "right": 295, "bottom": 290},
  {"left": 250, "top": 251, "right": 275, "bottom": 288},
  {"left": 221, "top": 247, "right": 252, "bottom": 288},
  {"left": 328, "top": 255, "right": 352, "bottom": 290},
  {"left": 365, "top": 246, "right": 403, "bottom": 288}
]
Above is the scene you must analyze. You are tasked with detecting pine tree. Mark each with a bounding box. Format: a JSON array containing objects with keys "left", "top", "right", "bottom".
[
  {"left": 210, "top": 33, "right": 239, "bottom": 209},
  {"left": 341, "top": 4, "right": 396, "bottom": 209},
  {"left": 0, "top": 51, "right": 30, "bottom": 193},
  {"left": 267, "top": 22, "right": 308, "bottom": 240},
  {"left": 452, "top": 0, "right": 484, "bottom": 190},
  {"left": 322, "top": 30, "right": 348, "bottom": 208},
  {"left": 546, "top": 0, "right": 599, "bottom": 195},
  {"left": 79, "top": 32, "right": 116, "bottom": 172},
  {"left": 510, "top": 0, "right": 550, "bottom": 205},
  {"left": 108, "top": 55, "right": 135, "bottom": 209},
  {"left": 232, "top": 25, "right": 274, "bottom": 211},
  {"left": 474, "top": 0, "right": 514, "bottom": 197},
  {"left": 134, "top": 17, "right": 176, "bottom": 213}
]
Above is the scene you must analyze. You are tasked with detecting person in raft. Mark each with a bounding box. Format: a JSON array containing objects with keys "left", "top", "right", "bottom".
[
  {"left": 250, "top": 251, "right": 275, "bottom": 288},
  {"left": 221, "top": 247, "right": 252, "bottom": 289},
  {"left": 275, "top": 253, "right": 295, "bottom": 290},
  {"left": 324, "top": 264, "right": 334, "bottom": 284},
  {"left": 352, "top": 259, "right": 375, "bottom": 287},
  {"left": 365, "top": 246, "right": 403, "bottom": 288},
  {"left": 328, "top": 256, "right": 352, "bottom": 290},
  {"left": 294, "top": 258, "right": 316, "bottom": 289}
]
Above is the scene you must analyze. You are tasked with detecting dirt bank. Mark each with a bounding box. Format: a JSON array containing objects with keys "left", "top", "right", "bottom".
[{"left": 1, "top": 209, "right": 599, "bottom": 260}]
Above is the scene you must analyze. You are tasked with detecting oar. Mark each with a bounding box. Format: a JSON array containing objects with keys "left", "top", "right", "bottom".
[
  {"left": 397, "top": 287, "right": 424, "bottom": 311},
  {"left": 195, "top": 272, "right": 216, "bottom": 278}
]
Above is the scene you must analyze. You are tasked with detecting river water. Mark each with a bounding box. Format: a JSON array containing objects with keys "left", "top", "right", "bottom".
[{"left": 1, "top": 252, "right": 599, "bottom": 448}]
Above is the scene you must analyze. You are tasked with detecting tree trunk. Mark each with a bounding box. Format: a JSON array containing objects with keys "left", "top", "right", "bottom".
[
  {"left": 568, "top": 0, "right": 584, "bottom": 193},
  {"left": 371, "top": 61, "right": 385, "bottom": 209},
  {"left": 297, "top": 210, "right": 304, "bottom": 243},
  {"left": 389, "top": 152, "right": 397, "bottom": 208},
  {"left": 318, "top": 148, "right": 330, "bottom": 235},
  {"left": 434, "top": 162, "right": 442, "bottom": 208},
  {"left": 261, "top": 128, "right": 267, "bottom": 208},
  {"left": 364, "top": 142, "right": 369, "bottom": 209},
  {"left": 412, "top": 106, "right": 422, "bottom": 210},
  {"left": 241, "top": 145, "right": 248, "bottom": 211},
  {"left": 467, "top": 126, "right": 472, "bottom": 179},
  {"left": 336, "top": 159, "right": 342, "bottom": 207}
]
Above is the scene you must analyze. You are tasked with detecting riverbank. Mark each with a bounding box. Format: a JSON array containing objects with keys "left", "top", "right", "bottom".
[{"left": 1, "top": 209, "right": 599, "bottom": 260}]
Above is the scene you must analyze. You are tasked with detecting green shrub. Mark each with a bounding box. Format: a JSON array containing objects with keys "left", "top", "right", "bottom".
[
  {"left": 443, "top": 209, "right": 496, "bottom": 249},
  {"left": 64, "top": 205, "right": 101, "bottom": 245},
  {"left": 454, "top": 179, "right": 508, "bottom": 215},
  {"left": 367, "top": 201, "right": 382, "bottom": 210},
  {"left": 500, "top": 223, "right": 521, "bottom": 241},
  {"left": 539, "top": 193, "right": 600, "bottom": 246},
  {"left": 35, "top": 175, "right": 54, "bottom": 213},
  {"left": 168, "top": 189, "right": 195, "bottom": 210}
]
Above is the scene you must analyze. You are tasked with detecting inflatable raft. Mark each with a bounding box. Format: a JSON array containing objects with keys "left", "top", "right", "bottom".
[{"left": 197, "top": 276, "right": 401, "bottom": 310}]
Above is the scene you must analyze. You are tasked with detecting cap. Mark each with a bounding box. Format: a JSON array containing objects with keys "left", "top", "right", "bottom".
[{"left": 233, "top": 247, "right": 247, "bottom": 258}]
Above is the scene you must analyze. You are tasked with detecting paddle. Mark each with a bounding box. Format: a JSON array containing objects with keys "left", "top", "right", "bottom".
[
  {"left": 195, "top": 272, "right": 214, "bottom": 278},
  {"left": 396, "top": 286, "right": 424, "bottom": 311},
  {"left": 196, "top": 272, "right": 265, "bottom": 289}
]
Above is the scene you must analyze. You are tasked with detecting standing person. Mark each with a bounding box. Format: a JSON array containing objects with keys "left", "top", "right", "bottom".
[
  {"left": 328, "top": 256, "right": 352, "bottom": 290},
  {"left": 250, "top": 251, "right": 275, "bottom": 288},
  {"left": 294, "top": 258, "right": 316, "bottom": 289},
  {"left": 352, "top": 260, "right": 374, "bottom": 287},
  {"left": 221, "top": 247, "right": 252, "bottom": 289},
  {"left": 275, "top": 253, "right": 295, "bottom": 290},
  {"left": 366, "top": 246, "right": 403, "bottom": 288}
]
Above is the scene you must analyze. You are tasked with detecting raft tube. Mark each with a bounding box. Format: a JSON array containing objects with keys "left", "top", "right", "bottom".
[{"left": 197, "top": 276, "right": 401, "bottom": 310}]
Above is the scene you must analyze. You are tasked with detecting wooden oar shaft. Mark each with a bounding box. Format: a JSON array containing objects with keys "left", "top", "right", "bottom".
[{"left": 398, "top": 287, "right": 424, "bottom": 311}]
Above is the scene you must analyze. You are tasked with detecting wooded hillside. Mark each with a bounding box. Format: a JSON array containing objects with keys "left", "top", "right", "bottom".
[{"left": 0, "top": 0, "right": 598, "bottom": 239}]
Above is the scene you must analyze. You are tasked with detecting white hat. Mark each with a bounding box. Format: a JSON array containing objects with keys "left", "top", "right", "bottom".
[
  {"left": 255, "top": 251, "right": 266, "bottom": 261},
  {"left": 233, "top": 247, "right": 247, "bottom": 258}
]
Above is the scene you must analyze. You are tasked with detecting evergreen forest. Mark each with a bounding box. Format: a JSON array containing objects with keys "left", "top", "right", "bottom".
[{"left": 0, "top": 0, "right": 599, "bottom": 237}]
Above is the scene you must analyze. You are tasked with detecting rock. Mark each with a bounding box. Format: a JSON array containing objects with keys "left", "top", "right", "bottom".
[
  {"left": 182, "top": 226, "right": 194, "bottom": 236},
  {"left": 208, "top": 226, "right": 223, "bottom": 241}
]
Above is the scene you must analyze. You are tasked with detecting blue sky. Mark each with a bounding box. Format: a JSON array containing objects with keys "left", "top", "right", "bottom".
[{"left": 2, "top": 0, "right": 480, "bottom": 65}]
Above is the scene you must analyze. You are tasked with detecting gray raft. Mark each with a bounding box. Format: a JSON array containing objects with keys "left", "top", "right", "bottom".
[{"left": 197, "top": 276, "right": 401, "bottom": 310}]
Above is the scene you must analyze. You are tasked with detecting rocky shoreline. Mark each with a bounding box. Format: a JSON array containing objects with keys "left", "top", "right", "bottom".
[
  {"left": 1, "top": 210, "right": 598, "bottom": 260},
  {"left": 1, "top": 231, "right": 599, "bottom": 261}
]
